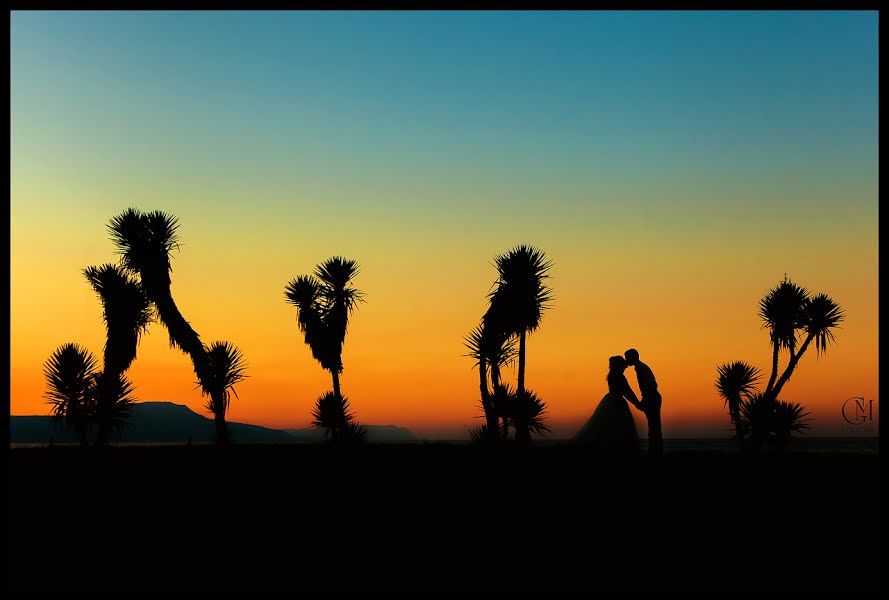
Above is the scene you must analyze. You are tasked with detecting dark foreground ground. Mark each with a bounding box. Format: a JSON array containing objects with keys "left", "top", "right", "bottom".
[{"left": 8, "top": 444, "right": 880, "bottom": 592}]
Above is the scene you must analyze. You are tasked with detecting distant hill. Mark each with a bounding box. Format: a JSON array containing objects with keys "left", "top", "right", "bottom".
[{"left": 10, "top": 402, "right": 415, "bottom": 444}]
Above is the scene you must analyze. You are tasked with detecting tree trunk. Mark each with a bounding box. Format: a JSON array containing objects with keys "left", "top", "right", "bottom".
[
  {"left": 331, "top": 370, "right": 341, "bottom": 399},
  {"left": 518, "top": 330, "right": 527, "bottom": 396},
  {"left": 215, "top": 414, "right": 229, "bottom": 446},
  {"left": 730, "top": 401, "right": 744, "bottom": 452},
  {"left": 154, "top": 293, "right": 209, "bottom": 382},
  {"left": 771, "top": 334, "right": 814, "bottom": 402},
  {"left": 479, "top": 355, "right": 498, "bottom": 435},
  {"left": 515, "top": 331, "right": 531, "bottom": 444},
  {"left": 764, "top": 343, "right": 780, "bottom": 396},
  {"left": 491, "top": 365, "right": 508, "bottom": 440}
]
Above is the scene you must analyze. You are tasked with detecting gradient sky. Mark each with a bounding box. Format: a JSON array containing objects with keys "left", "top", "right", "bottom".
[{"left": 10, "top": 11, "right": 879, "bottom": 439}]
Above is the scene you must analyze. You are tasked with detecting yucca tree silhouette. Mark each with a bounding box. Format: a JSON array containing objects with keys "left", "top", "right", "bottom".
[
  {"left": 463, "top": 314, "right": 518, "bottom": 438},
  {"left": 83, "top": 263, "right": 153, "bottom": 445},
  {"left": 722, "top": 276, "right": 843, "bottom": 452},
  {"left": 311, "top": 391, "right": 367, "bottom": 444},
  {"left": 196, "top": 341, "right": 248, "bottom": 445},
  {"left": 43, "top": 343, "right": 98, "bottom": 446},
  {"left": 108, "top": 208, "right": 210, "bottom": 384},
  {"left": 759, "top": 277, "right": 809, "bottom": 398},
  {"left": 739, "top": 393, "right": 812, "bottom": 449},
  {"left": 715, "top": 361, "right": 762, "bottom": 452},
  {"left": 770, "top": 292, "right": 844, "bottom": 400},
  {"left": 490, "top": 245, "right": 553, "bottom": 444},
  {"left": 495, "top": 384, "right": 550, "bottom": 441},
  {"left": 285, "top": 256, "right": 364, "bottom": 427}
]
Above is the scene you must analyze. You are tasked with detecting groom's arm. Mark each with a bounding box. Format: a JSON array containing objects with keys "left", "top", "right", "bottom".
[{"left": 623, "top": 382, "right": 642, "bottom": 410}]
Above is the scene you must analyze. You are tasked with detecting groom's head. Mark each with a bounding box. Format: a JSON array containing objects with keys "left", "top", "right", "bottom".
[{"left": 624, "top": 348, "right": 640, "bottom": 366}]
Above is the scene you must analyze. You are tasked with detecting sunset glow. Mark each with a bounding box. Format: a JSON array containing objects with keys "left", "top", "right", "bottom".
[{"left": 10, "top": 11, "right": 878, "bottom": 439}]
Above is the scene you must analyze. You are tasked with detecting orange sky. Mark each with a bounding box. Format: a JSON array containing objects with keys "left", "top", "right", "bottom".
[{"left": 10, "top": 11, "right": 878, "bottom": 440}]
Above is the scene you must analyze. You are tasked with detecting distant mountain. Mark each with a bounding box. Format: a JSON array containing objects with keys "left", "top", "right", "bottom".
[{"left": 10, "top": 401, "right": 416, "bottom": 444}]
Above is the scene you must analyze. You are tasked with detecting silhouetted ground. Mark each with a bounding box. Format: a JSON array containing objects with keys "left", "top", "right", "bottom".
[{"left": 9, "top": 444, "right": 880, "bottom": 591}]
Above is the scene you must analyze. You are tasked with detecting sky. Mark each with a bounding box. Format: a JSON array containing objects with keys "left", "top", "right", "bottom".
[{"left": 10, "top": 11, "right": 879, "bottom": 439}]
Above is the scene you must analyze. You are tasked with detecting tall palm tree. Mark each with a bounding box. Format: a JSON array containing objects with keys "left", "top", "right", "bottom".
[
  {"left": 490, "top": 245, "right": 553, "bottom": 443},
  {"left": 43, "top": 343, "right": 98, "bottom": 446},
  {"left": 83, "top": 263, "right": 153, "bottom": 445},
  {"left": 108, "top": 208, "right": 210, "bottom": 383},
  {"left": 715, "top": 361, "right": 762, "bottom": 451},
  {"left": 196, "top": 341, "right": 248, "bottom": 445},
  {"left": 284, "top": 257, "right": 364, "bottom": 399}
]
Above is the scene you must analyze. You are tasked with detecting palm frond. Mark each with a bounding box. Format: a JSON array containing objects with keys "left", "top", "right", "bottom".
[
  {"left": 716, "top": 361, "right": 762, "bottom": 413},
  {"left": 311, "top": 391, "right": 356, "bottom": 440},
  {"left": 84, "top": 263, "right": 154, "bottom": 374},
  {"left": 469, "top": 424, "right": 502, "bottom": 444},
  {"left": 93, "top": 371, "right": 137, "bottom": 436},
  {"left": 43, "top": 343, "right": 99, "bottom": 424},
  {"left": 758, "top": 277, "right": 809, "bottom": 354},
  {"left": 314, "top": 256, "right": 361, "bottom": 292},
  {"left": 802, "top": 293, "right": 844, "bottom": 356},
  {"left": 512, "top": 389, "right": 551, "bottom": 436},
  {"left": 463, "top": 318, "right": 518, "bottom": 372},
  {"left": 197, "top": 341, "right": 248, "bottom": 417},
  {"left": 489, "top": 245, "right": 553, "bottom": 335}
]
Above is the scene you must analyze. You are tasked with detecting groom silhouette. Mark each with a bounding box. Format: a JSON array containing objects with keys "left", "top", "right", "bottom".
[{"left": 625, "top": 349, "right": 663, "bottom": 456}]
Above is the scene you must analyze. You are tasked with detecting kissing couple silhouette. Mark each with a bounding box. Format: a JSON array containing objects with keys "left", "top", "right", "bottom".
[{"left": 574, "top": 348, "right": 663, "bottom": 456}]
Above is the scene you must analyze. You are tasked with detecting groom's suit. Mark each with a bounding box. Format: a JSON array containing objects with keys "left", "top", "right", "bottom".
[{"left": 634, "top": 361, "right": 663, "bottom": 456}]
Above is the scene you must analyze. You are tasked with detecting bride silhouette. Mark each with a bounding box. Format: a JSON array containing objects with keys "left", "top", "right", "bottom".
[{"left": 574, "top": 355, "right": 641, "bottom": 454}]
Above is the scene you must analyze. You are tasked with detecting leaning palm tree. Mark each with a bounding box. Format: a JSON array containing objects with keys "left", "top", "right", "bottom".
[
  {"left": 196, "top": 341, "right": 248, "bottom": 445},
  {"left": 715, "top": 361, "right": 762, "bottom": 452},
  {"left": 285, "top": 257, "right": 364, "bottom": 415},
  {"left": 490, "top": 245, "right": 553, "bottom": 443},
  {"left": 83, "top": 263, "right": 153, "bottom": 445},
  {"left": 108, "top": 208, "right": 210, "bottom": 383},
  {"left": 43, "top": 343, "right": 98, "bottom": 446}
]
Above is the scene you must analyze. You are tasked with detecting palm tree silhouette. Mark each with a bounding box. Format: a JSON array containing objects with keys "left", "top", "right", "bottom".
[
  {"left": 715, "top": 361, "right": 762, "bottom": 452},
  {"left": 91, "top": 371, "right": 138, "bottom": 444},
  {"left": 196, "top": 341, "right": 248, "bottom": 445},
  {"left": 770, "top": 292, "right": 844, "bottom": 400},
  {"left": 496, "top": 384, "right": 550, "bottom": 441},
  {"left": 463, "top": 316, "right": 518, "bottom": 438},
  {"left": 83, "top": 263, "right": 153, "bottom": 445},
  {"left": 311, "top": 391, "right": 367, "bottom": 444},
  {"left": 490, "top": 245, "right": 553, "bottom": 443},
  {"left": 284, "top": 257, "right": 365, "bottom": 428},
  {"left": 759, "top": 277, "right": 809, "bottom": 398},
  {"left": 108, "top": 208, "right": 211, "bottom": 383},
  {"left": 43, "top": 343, "right": 98, "bottom": 446},
  {"left": 739, "top": 393, "right": 811, "bottom": 450},
  {"left": 722, "top": 276, "right": 843, "bottom": 452}
]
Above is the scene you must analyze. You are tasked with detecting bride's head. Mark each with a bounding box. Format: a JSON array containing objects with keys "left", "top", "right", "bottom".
[{"left": 608, "top": 355, "right": 627, "bottom": 374}]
